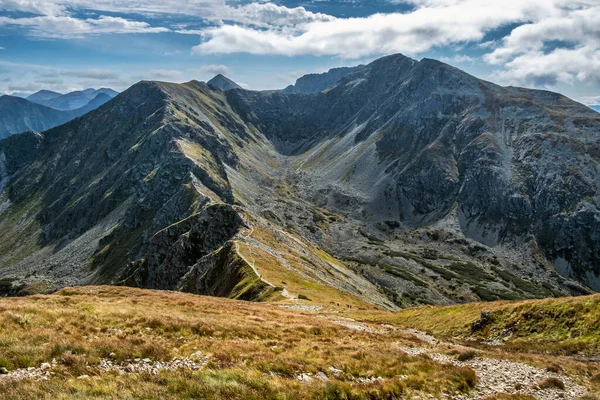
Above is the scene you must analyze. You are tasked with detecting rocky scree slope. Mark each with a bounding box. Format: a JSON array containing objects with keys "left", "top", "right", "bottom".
[
  {"left": 227, "top": 54, "right": 600, "bottom": 294},
  {"left": 0, "top": 54, "right": 598, "bottom": 308}
]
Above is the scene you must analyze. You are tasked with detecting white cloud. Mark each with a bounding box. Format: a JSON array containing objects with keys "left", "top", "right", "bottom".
[
  {"left": 0, "top": 0, "right": 598, "bottom": 94},
  {"left": 0, "top": 0, "right": 66, "bottom": 16},
  {"left": 0, "top": 1, "right": 333, "bottom": 39},
  {"left": 189, "top": 0, "right": 599, "bottom": 92},
  {"left": 197, "top": 64, "right": 231, "bottom": 77},
  {"left": 482, "top": 4, "right": 600, "bottom": 87},
  {"left": 490, "top": 45, "right": 600, "bottom": 87},
  {"left": 578, "top": 95, "right": 600, "bottom": 106},
  {"left": 0, "top": 0, "right": 218, "bottom": 16},
  {"left": 192, "top": 0, "right": 561, "bottom": 58},
  {"left": 0, "top": 15, "right": 169, "bottom": 38},
  {"left": 218, "top": 2, "right": 335, "bottom": 28},
  {"left": 440, "top": 54, "right": 475, "bottom": 64}
]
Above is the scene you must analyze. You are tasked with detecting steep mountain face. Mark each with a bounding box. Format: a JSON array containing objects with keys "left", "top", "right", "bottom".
[
  {"left": 0, "top": 93, "right": 113, "bottom": 139},
  {"left": 283, "top": 65, "right": 364, "bottom": 94},
  {"left": 207, "top": 74, "right": 242, "bottom": 90},
  {"left": 77, "top": 93, "right": 113, "bottom": 114},
  {"left": 29, "top": 88, "right": 118, "bottom": 110},
  {"left": 0, "top": 54, "right": 598, "bottom": 308},
  {"left": 229, "top": 55, "right": 600, "bottom": 291}
]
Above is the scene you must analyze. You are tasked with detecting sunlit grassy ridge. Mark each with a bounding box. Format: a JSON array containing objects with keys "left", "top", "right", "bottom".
[
  {"left": 0, "top": 286, "right": 478, "bottom": 399},
  {"left": 357, "top": 294, "right": 600, "bottom": 356}
]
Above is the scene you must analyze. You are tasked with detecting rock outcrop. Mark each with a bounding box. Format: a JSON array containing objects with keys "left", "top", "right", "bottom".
[{"left": 283, "top": 65, "right": 364, "bottom": 94}]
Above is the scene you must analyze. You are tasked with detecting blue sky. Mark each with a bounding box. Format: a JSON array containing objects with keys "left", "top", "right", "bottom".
[{"left": 0, "top": 0, "right": 598, "bottom": 106}]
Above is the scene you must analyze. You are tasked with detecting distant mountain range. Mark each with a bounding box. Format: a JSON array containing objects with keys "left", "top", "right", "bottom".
[
  {"left": 27, "top": 88, "right": 119, "bottom": 111},
  {"left": 0, "top": 54, "right": 598, "bottom": 307},
  {"left": 0, "top": 88, "right": 118, "bottom": 139}
]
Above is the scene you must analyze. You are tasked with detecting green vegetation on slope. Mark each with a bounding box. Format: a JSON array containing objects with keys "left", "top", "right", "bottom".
[{"left": 359, "top": 294, "right": 600, "bottom": 356}]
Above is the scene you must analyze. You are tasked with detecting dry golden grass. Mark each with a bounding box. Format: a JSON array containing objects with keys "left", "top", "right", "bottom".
[
  {"left": 352, "top": 294, "right": 600, "bottom": 397},
  {"left": 354, "top": 294, "right": 600, "bottom": 355},
  {"left": 0, "top": 286, "right": 478, "bottom": 399},
  {"left": 237, "top": 222, "right": 383, "bottom": 310}
]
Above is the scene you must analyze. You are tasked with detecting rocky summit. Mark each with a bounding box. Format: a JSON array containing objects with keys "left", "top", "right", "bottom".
[{"left": 0, "top": 54, "right": 599, "bottom": 308}]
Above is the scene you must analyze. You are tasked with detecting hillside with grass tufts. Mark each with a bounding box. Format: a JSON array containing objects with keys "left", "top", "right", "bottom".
[{"left": 0, "top": 286, "right": 599, "bottom": 399}]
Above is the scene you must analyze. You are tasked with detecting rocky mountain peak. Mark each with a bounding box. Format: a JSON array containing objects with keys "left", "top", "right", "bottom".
[{"left": 207, "top": 74, "right": 242, "bottom": 91}]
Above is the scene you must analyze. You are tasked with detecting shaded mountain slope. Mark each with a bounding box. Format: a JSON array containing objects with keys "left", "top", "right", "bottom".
[
  {"left": 227, "top": 54, "right": 600, "bottom": 291},
  {"left": 0, "top": 54, "right": 598, "bottom": 308},
  {"left": 0, "top": 96, "right": 77, "bottom": 140},
  {"left": 0, "top": 93, "right": 114, "bottom": 139},
  {"left": 0, "top": 79, "right": 391, "bottom": 308}
]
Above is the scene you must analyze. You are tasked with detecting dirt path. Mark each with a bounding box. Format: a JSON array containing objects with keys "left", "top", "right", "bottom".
[
  {"left": 235, "top": 222, "right": 292, "bottom": 299},
  {"left": 331, "top": 318, "right": 589, "bottom": 400}
]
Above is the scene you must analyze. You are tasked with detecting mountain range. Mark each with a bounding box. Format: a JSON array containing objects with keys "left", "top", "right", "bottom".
[
  {"left": 0, "top": 54, "right": 599, "bottom": 309},
  {"left": 27, "top": 88, "right": 119, "bottom": 110},
  {"left": 0, "top": 89, "right": 118, "bottom": 139}
]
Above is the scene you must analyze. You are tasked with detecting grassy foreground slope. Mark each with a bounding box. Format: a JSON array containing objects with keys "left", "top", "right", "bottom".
[
  {"left": 0, "top": 286, "right": 599, "bottom": 399},
  {"left": 359, "top": 294, "right": 600, "bottom": 356},
  {"left": 0, "top": 286, "right": 477, "bottom": 399}
]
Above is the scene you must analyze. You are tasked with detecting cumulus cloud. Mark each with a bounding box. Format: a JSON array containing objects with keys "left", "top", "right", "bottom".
[
  {"left": 483, "top": 4, "right": 600, "bottom": 87},
  {"left": 0, "top": 0, "right": 66, "bottom": 16},
  {"left": 197, "top": 64, "right": 231, "bottom": 77},
  {"left": 217, "top": 2, "right": 335, "bottom": 28},
  {"left": 0, "top": 0, "right": 173, "bottom": 38},
  {"left": 192, "top": 0, "right": 559, "bottom": 58}
]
